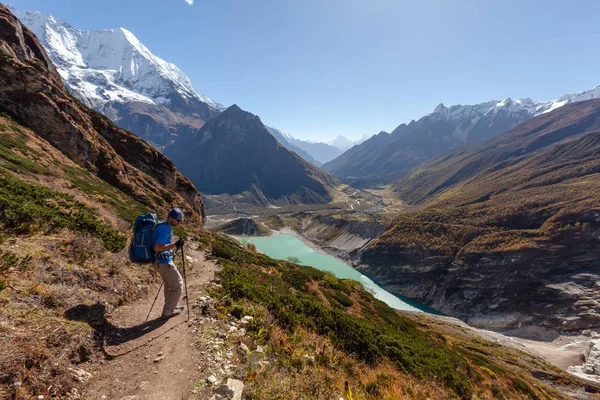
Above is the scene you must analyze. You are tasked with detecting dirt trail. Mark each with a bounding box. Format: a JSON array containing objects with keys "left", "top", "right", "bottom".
[{"left": 81, "top": 247, "right": 219, "bottom": 400}]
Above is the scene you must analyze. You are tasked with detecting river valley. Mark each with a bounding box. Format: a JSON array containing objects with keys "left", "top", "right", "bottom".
[{"left": 220, "top": 218, "right": 600, "bottom": 385}]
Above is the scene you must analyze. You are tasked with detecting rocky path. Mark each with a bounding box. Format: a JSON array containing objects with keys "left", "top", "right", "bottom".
[{"left": 80, "top": 247, "right": 220, "bottom": 400}]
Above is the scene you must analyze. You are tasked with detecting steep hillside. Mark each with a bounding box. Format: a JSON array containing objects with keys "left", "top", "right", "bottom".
[
  {"left": 358, "top": 99, "right": 600, "bottom": 332},
  {"left": 165, "top": 105, "right": 339, "bottom": 204},
  {"left": 0, "top": 5, "right": 205, "bottom": 221},
  {"left": 205, "top": 234, "right": 599, "bottom": 400},
  {"left": 324, "top": 89, "right": 600, "bottom": 185}
]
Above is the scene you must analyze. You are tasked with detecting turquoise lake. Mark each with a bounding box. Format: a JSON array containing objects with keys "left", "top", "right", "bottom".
[{"left": 239, "top": 233, "right": 438, "bottom": 314}]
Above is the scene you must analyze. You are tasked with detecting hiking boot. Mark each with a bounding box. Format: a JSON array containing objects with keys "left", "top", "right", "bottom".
[{"left": 160, "top": 309, "right": 182, "bottom": 320}]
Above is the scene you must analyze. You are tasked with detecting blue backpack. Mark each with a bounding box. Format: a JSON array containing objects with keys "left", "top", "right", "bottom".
[{"left": 129, "top": 213, "right": 165, "bottom": 264}]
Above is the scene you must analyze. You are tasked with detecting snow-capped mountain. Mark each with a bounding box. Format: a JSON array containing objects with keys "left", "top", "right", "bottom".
[
  {"left": 18, "top": 10, "right": 222, "bottom": 148},
  {"left": 19, "top": 10, "right": 222, "bottom": 112},
  {"left": 424, "top": 86, "right": 600, "bottom": 143},
  {"left": 329, "top": 135, "right": 354, "bottom": 152},
  {"left": 323, "top": 85, "right": 600, "bottom": 183}
]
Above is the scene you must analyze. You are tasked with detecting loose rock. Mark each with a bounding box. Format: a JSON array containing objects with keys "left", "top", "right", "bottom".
[
  {"left": 68, "top": 367, "right": 92, "bottom": 383},
  {"left": 216, "top": 379, "right": 244, "bottom": 400}
]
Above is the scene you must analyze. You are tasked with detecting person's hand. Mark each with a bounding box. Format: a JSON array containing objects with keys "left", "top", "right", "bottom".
[{"left": 175, "top": 238, "right": 184, "bottom": 250}]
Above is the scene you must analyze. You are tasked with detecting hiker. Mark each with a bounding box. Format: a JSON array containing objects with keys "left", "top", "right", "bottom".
[{"left": 152, "top": 207, "right": 186, "bottom": 319}]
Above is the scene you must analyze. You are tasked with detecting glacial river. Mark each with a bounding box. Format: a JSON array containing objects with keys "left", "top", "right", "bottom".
[{"left": 239, "top": 233, "right": 440, "bottom": 314}]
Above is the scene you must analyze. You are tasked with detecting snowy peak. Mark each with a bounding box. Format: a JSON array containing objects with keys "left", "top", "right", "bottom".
[
  {"left": 536, "top": 85, "right": 600, "bottom": 115},
  {"left": 18, "top": 10, "right": 223, "bottom": 111},
  {"left": 426, "top": 85, "right": 600, "bottom": 125},
  {"left": 329, "top": 135, "right": 354, "bottom": 151}
]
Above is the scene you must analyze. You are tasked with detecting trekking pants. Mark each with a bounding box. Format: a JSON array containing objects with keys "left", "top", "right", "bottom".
[{"left": 152, "top": 261, "right": 183, "bottom": 317}]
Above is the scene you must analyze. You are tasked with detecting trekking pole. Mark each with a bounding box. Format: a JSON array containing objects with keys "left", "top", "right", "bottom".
[
  {"left": 181, "top": 244, "right": 190, "bottom": 321},
  {"left": 146, "top": 281, "right": 163, "bottom": 322}
]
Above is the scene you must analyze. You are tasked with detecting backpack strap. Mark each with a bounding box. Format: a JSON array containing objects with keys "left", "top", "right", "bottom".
[{"left": 151, "top": 221, "right": 172, "bottom": 262}]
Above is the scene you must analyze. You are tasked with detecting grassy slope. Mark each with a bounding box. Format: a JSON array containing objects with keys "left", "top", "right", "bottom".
[{"left": 379, "top": 99, "right": 600, "bottom": 257}]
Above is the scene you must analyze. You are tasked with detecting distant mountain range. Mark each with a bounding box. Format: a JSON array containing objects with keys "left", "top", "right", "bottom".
[
  {"left": 267, "top": 128, "right": 369, "bottom": 165},
  {"left": 266, "top": 126, "right": 322, "bottom": 166},
  {"left": 323, "top": 88, "right": 600, "bottom": 184}
]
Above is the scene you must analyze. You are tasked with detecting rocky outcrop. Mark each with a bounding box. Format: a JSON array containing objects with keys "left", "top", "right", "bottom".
[
  {"left": 568, "top": 337, "right": 600, "bottom": 383},
  {"left": 359, "top": 245, "right": 600, "bottom": 331},
  {"left": 0, "top": 5, "right": 205, "bottom": 220}
]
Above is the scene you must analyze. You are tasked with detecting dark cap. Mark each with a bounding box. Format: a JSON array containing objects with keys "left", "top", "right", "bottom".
[{"left": 167, "top": 207, "right": 184, "bottom": 220}]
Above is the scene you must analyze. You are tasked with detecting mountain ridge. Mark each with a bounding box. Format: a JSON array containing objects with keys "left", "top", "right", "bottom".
[{"left": 323, "top": 86, "right": 600, "bottom": 184}]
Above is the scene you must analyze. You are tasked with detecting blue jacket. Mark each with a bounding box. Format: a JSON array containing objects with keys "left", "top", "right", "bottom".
[{"left": 152, "top": 222, "right": 173, "bottom": 264}]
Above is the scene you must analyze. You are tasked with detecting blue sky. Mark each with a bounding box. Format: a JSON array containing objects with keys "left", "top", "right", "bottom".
[{"left": 7, "top": 0, "right": 600, "bottom": 141}]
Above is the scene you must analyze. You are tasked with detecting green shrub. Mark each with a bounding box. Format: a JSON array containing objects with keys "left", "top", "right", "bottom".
[
  {"left": 511, "top": 378, "right": 539, "bottom": 400},
  {"left": 333, "top": 291, "right": 353, "bottom": 307},
  {"left": 211, "top": 240, "right": 236, "bottom": 260},
  {"left": 282, "top": 269, "right": 312, "bottom": 290},
  {"left": 0, "top": 171, "right": 126, "bottom": 251},
  {"left": 286, "top": 256, "right": 301, "bottom": 264}
]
